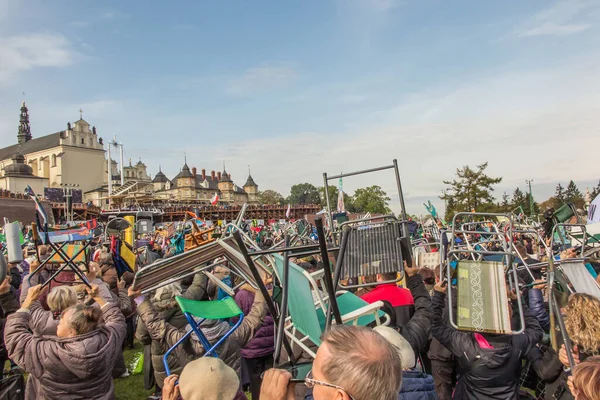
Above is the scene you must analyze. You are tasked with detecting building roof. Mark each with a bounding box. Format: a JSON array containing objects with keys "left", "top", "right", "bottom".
[
  {"left": 219, "top": 169, "right": 233, "bottom": 183},
  {"left": 3, "top": 152, "right": 34, "bottom": 176},
  {"left": 244, "top": 173, "right": 257, "bottom": 187},
  {"left": 0, "top": 132, "right": 63, "bottom": 162},
  {"left": 172, "top": 163, "right": 194, "bottom": 180},
  {"left": 153, "top": 170, "right": 169, "bottom": 183},
  {"left": 234, "top": 185, "right": 247, "bottom": 194},
  {"left": 195, "top": 174, "right": 220, "bottom": 190}
]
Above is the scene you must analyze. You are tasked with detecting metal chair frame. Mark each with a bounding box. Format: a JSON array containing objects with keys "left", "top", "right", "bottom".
[{"left": 445, "top": 212, "right": 526, "bottom": 335}]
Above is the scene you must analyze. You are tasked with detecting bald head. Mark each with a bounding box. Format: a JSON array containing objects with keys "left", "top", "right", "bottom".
[{"left": 317, "top": 325, "right": 402, "bottom": 400}]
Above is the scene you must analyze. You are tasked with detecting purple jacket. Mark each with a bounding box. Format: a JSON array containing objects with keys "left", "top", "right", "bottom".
[{"left": 234, "top": 289, "right": 274, "bottom": 358}]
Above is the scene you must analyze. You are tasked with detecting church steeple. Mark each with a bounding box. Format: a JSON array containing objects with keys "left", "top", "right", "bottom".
[{"left": 17, "top": 102, "right": 32, "bottom": 144}]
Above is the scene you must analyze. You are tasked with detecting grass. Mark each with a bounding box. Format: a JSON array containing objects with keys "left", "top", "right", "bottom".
[{"left": 114, "top": 342, "right": 154, "bottom": 400}]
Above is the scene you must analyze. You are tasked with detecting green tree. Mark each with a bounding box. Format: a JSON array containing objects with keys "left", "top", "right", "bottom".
[
  {"left": 564, "top": 180, "right": 584, "bottom": 208},
  {"left": 258, "top": 189, "right": 284, "bottom": 205},
  {"left": 351, "top": 185, "right": 391, "bottom": 214},
  {"left": 318, "top": 185, "right": 353, "bottom": 210},
  {"left": 511, "top": 187, "right": 527, "bottom": 213},
  {"left": 553, "top": 183, "right": 566, "bottom": 209},
  {"left": 440, "top": 162, "right": 502, "bottom": 219},
  {"left": 287, "top": 183, "right": 320, "bottom": 205},
  {"left": 499, "top": 192, "right": 511, "bottom": 212}
]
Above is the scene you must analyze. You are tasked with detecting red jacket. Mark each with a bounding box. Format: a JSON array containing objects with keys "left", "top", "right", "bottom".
[
  {"left": 361, "top": 283, "right": 415, "bottom": 327},
  {"left": 361, "top": 283, "right": 414, "bottom": 307}
]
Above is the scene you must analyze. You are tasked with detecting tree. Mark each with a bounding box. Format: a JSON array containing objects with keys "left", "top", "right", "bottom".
[
  {"left": 258, "top": 189, "right": 284, "bottom": 205},
  {"left": 287, "top": 183, "right": 320, "bottom": 205},
  {"left": 511, "top": 188, "right": 527, "bottom": 213},
  {"left": 499, "top": 192, "right": 510, "bottom": 212},
  {"left": 440, "top": 162, "right": 502, "bottom": 219},
  {"left": 318, "top": 185, "right": 353, "bottom": 211},
  {"left": 564, "top": 180, "right": 584, "bottom": 208},
  {"left": 553, "top": 183, "right": 566, "bottom": 209},
  {"left": 351, "top": 185, "right": 391, "bottom": 214}
]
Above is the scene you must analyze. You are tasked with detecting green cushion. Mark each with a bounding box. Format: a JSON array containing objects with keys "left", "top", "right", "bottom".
[
  {"left": 315, "top": 292, "right": 385, "bottom": 327},
  {"left": 175, "top": 296, "right": 242, "bottom": 319},
  {"left": 553, "top": 204, "right": 574, "bottom": 223}
]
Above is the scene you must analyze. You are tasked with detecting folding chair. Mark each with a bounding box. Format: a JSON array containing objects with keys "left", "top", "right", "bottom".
[
  {"left": 272, "top": 253, "right": 387, "bottom": 358},
  {"left": 333, "top": 215, "right": 410, "bottom": 289},
  {"left": 163, "top": 296, "right": 244, "bottom": 376},
  {"left": 445, "top": 212, "right": 526, "bottom": 335},
  {"left": 28, "top": 221, "right": 98, "bottom": 289},
  {"left": 549, "top": 224, "right": 600, "bottom": 300}
]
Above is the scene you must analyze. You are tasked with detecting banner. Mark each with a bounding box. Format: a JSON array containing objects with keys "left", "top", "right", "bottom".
[{"left": 588, "top": 193, "right": 600, "bottom": 224}]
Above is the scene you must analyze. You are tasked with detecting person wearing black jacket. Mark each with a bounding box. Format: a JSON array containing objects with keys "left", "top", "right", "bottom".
[
  {"left": 396, "top": 263, "right": 434, "bottom": 357},
  {"left": 431, "top": 281, "right": 543, "bottom": 400}
]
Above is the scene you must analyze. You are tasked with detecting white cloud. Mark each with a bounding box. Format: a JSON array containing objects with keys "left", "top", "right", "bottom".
[
  {"left": 521, "top": 22, "right": 591, "bottom": 37},
  {"left": 0, "top": 33, "right": 79, "bottom": 84},
  {"left": 100, "top": 11, "right": 117, "bottom": 19},
  {"left": 70, "top": 21, "right": 90, "bottom": 28},
  {"left": 225, "top": 64, "right": 298, "bottom": 96},
  {"left": 516, "top": 0, "right": 598, "bottom": 37}
]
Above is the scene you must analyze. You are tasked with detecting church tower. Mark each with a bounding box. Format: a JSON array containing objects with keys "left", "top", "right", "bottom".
[
  {"left": 243, "top": 167, "right": 259, "bottom": 204},
  {"left": 17, "top": 102, "right": 32, "bottom": 145}
]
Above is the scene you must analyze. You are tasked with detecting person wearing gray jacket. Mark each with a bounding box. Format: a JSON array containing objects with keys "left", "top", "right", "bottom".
[
  {"left": 1, "top": 280, "right": 126, "bottom": 400},
  {"left": 130, "top": 280, "right": 266, "bottom": 386}
]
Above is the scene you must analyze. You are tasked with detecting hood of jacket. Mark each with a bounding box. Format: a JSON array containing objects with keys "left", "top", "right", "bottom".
[
  {"left": 400, "top": 369, "right": 436, "bottom": 396},
  {"left": 51, "top": 326, "right": 116, "bottom": 379}
]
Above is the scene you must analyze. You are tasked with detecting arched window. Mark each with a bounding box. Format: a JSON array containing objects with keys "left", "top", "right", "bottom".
[{"left": 51, "top": 154, "right": 57, "bottom": 167}]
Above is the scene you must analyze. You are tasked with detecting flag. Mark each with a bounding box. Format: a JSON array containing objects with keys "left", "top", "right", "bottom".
[
  {"left": 24, "top": 186, "right": 48, "bottom": 225},
  {"left": 286, "top": 204, "right": 291, "bottom": 218},
  {"left": 337, "top": 176, "right": 345, "bottom": 212},
  {"left": 211, "top": 193, "right": 219, "bottom": 205}
]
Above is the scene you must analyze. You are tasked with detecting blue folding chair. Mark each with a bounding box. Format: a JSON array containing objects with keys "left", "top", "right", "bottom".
[{"left": 163, "top": 296, "right": 244, "bottom": 375}]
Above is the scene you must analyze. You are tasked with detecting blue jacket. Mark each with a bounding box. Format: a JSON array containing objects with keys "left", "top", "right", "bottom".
[
  {"left": 304, "top": 370, "right": 437, "bottom": 400},
  {"left": 399, "top": 370, "right": 438, "bottom": 400}
]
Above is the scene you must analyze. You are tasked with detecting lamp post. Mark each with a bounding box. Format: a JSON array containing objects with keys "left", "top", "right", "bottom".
[
  {"left": 60, "top": 183, "right": 79, "bottom": 223},
  {"left": 107, "top": 136, "right": 125, "bottom": 197},
  {"left": 526, "top": 179, "right": 534, "bottom": 218}
]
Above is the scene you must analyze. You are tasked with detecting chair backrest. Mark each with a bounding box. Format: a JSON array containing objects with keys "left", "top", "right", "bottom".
[
  {"left": 559, "top": 262, "right": 600, "bottom": 299},
  {"left": 454, "top": 260, "right": 512, "bottom": 334},
  {"left": 272, "top": 254, "right": 323, "bottom": 345},
  {"left": 175, "top": 296, "right": 243, "bottom": 319},
  {"left": 340, "top": 220, "right": 407, "bottom": 280},
  {"left": 554, "top": 204, "right": 576, "bottom": 223}
]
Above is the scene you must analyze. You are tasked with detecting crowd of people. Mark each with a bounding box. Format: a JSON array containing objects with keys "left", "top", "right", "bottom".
[{"left": 1, "top": 218, "right": 600, "bottom": 400}]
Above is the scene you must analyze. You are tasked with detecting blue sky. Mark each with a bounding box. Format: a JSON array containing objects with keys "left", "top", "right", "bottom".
[{"left": 1, "top": 0, "right": 599, "bottom": 215}]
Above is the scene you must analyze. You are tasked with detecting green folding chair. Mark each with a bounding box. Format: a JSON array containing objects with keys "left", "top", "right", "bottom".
[
  {"left": 272, "top": 253, "right": 387, "bottom": 358},
  {"left": 163, "top": 296, "right": 244, "bottom": 375}
]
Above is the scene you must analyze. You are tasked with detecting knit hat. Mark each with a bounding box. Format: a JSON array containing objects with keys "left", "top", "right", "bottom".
[
  {"left": 178, "top": 357, "right": 239, "bottom": 400},
  {"left": 373, "top": 325, "right": 416, "bottom": 369}
]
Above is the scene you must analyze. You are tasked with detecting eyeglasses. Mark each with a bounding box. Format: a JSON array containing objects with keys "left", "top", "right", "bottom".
[{"left": 304, "top": 370, "right": 355, "bottom": 400}]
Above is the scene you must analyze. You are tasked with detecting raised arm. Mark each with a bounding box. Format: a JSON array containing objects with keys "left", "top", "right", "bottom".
[
  {"left": 430, "top": 284, "right": 473, "bottom": 358},
  {"left": 232, "top": 288, "right": 266, "bottom": 348},
  {"left": 399, "top": 269, "right": 433, "bottom": 354},
  {"left": 3, "top": 284, "right": 45, "bottom": 376},
  {"left": 28, "top": 299, "right": 56, "bottom": 335},
  {"left": 182, "top": 272, "right": 208, "bottom": 301},
  {"left": 87, "top": 284, "right": 126, "bottom": 344},
  {"left": 527, "top": 287, "right": 550, "bottom": 332}
]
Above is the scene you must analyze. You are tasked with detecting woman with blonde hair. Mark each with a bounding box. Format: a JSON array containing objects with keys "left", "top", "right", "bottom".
[
  {"left": 29, "top": 285, "right": 78, "bottom": 335},
  {"left": 547, "top": 293, "right": 600, "bottom": 399},
  {"left": 564, "top": 293, "right": 600, "bottom": 357},
  {"left": 569, "top": 356, "right": 600, "bottom": 400}
]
